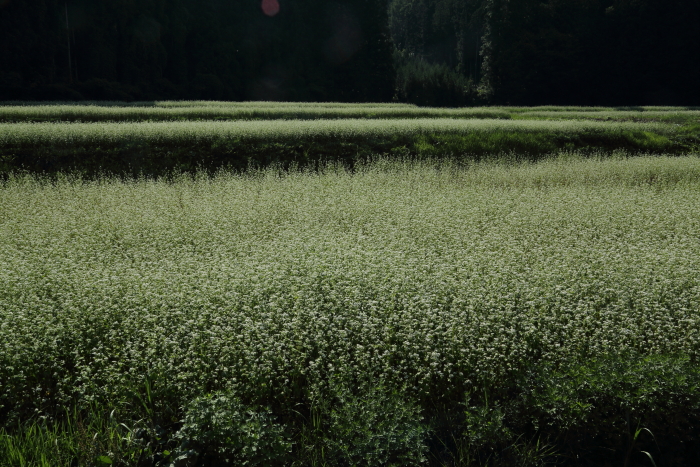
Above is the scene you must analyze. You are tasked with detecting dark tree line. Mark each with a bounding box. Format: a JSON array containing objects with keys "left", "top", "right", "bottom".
[
  {"left": 389, "top": 0, "right": 485, "bottom": 106},
  {"left": 0, "top": 0, "right": 394, "bottom": 101},
  {"left": 391, "top": 0, "right": 700, "bottom": 106},
  {"left": 1, "top": 0, "right": 699, "bottom": 105}
]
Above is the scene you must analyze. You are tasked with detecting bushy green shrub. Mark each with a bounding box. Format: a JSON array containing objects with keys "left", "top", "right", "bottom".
[
  {"left": 317, "top": 383, "right": 428, "bottom": 466},
  {"left": 171, "top": 393, "right": 291, "bottom": 466}
]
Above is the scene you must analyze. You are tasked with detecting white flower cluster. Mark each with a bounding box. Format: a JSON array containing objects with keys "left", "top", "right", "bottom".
[{"left": 1, "top": 156, "right": 699, "bottom": 421}]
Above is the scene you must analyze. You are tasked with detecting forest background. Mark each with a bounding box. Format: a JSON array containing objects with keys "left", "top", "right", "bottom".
[{"left": 1, "top": 0, "right": 699, "bottom": 106}]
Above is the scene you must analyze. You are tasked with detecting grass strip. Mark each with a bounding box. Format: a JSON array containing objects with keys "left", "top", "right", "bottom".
[
  {"left": 0, "top": 119, "right": 691, "bottom": 176},
  {"left": 0, "top": 104, "right": 510, "bottom": 123}
]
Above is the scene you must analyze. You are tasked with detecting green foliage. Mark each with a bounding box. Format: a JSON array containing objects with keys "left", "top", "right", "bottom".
[
  {"left": 524, "top": 355, "right": 700, "bottom": 441},
  {"left": 0, "top": 407, "right": 155, "bottom": 467},
  {"left": 0, "top": 422, "right": 73, "bottom": 467},
  {"left": 318, "top": 384, "right": 428, "bottom": 466},
  {"left": 388, "top": 0, "right": 485, "bottom": 106},
  {"left": 171, "top": 393, "right": 291, "bottom": 466},
  {"left": 462, "top": 392, "right": 511, "bottom": 452},
  {"left": 393, "top": 51, "right": 477, "bottom": 107}
]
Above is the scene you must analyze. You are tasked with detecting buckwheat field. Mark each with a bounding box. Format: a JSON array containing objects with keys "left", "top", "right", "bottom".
[{"left": 1, "top": 104, "right": 700, "bottom": 466}]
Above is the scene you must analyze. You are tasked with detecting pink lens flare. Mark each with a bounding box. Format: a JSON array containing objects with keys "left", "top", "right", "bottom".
[{"left": 262, "top": 0, "right": 280, "bottom": 17}]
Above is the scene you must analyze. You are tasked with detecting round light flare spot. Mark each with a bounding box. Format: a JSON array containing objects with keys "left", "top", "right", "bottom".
[{"left": 261, "top": 0, "right": 280, "bottom": 17}]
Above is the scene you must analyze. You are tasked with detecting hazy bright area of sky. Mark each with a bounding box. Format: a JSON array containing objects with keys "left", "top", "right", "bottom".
[{"left": 262, "top": 0, "right": 280, "bottom": 17}]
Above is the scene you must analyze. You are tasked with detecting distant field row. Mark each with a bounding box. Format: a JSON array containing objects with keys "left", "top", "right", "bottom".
[
  {"left": 0, "top": 104, "right": 510, "bottom": 122},
  {"left": 1, "top": 100, "right": 417, "bottom": 108},
  {"left": 1, "top": 118, "right": 694, "bottom": 175},
  {"left": 1, "top": 102, "right": 699, "bottom": 123},
  {"left": 3, "top": 100, "right": 699, "bottom": 110}
]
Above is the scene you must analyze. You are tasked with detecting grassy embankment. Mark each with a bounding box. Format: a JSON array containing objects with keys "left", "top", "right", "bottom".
[
  {"left": 0, "top": 114, "right": 697, "bottom": 176},
  {"left": 1, "top": 102, "right": 697, "bottom": 177}
]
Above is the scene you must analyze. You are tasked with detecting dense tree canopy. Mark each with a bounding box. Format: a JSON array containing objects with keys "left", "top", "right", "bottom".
[
  {"left": 0, "top": 0, "right": 394, "bottom": 101},
  {"left": 480, "top": 0, "right": 700, "bottom": 105},
  {"left": 391, "top": 0, "right": 700, "bottom": 105},
  {"left": 1, "top": 0, "right": 698, "bottom": 104}
]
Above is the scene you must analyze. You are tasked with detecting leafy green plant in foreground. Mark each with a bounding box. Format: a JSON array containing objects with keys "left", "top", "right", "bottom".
[{"left": 171, "top": 393, "right": 291, "bottom": 466}]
